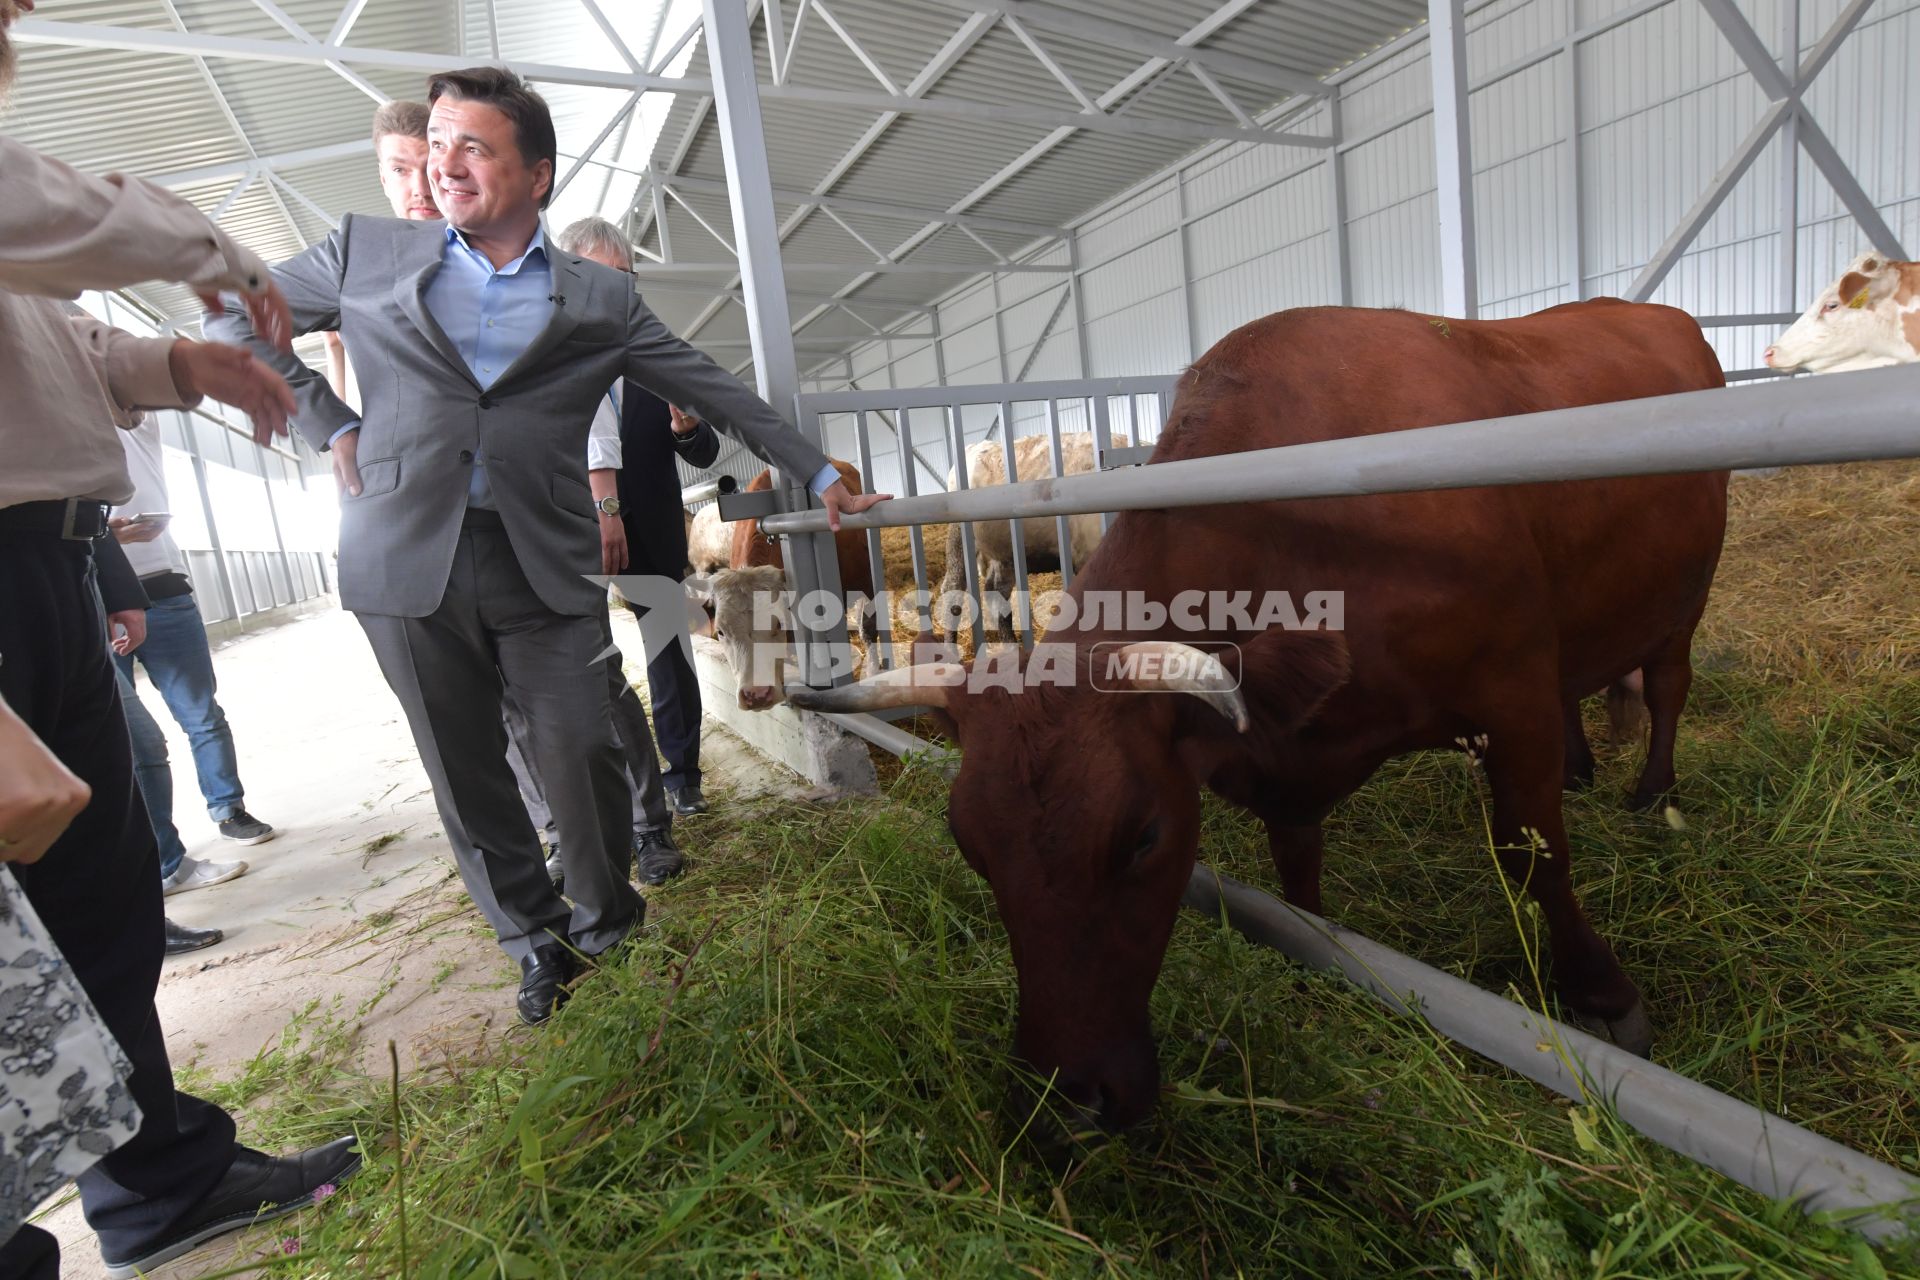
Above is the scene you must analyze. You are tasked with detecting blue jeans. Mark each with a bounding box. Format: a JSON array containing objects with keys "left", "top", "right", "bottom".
[
  {"left": 115, "top": 665, "right": 189, "bottom": 880},
  {"left": 114, "top": 593, "right": 246, "bottom": 821}
]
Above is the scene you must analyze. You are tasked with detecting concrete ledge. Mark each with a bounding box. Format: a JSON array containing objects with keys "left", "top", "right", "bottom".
[{"left": 690, "top": 635, "right": 877, "bottom": 794}]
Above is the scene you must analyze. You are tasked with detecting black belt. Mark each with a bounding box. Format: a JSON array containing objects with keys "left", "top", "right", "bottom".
[{"left": 0, "top": 498, "right": 111, "bottom": 541}]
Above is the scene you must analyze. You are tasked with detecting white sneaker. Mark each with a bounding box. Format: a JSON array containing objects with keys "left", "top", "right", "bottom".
[{"left": 162, "top": 855, "right": 249, "bottom": 897}]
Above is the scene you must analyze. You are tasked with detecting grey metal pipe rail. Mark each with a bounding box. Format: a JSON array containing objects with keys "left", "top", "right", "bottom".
[
  {"left": 762, "top": 364, "right": 1920, "bottom": 537},
  {"left": 680, "top": 474, "right": 738, "bottom": 508},
  {"left": 1183, "top": 866, "right": 1920, "bottom": 1243}
]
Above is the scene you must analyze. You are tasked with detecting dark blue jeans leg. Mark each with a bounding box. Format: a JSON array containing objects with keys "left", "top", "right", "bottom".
[
  {"left": 129, "top": 594, "right": 245, "bottom": 821},
  {"left": 115, "top": 658, "right": 189, "bottom": 880}
]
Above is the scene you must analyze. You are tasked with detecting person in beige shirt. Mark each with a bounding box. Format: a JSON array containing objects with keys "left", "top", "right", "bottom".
[{"left": 0, "top": 5, "right": 364, "bottom": 1275}]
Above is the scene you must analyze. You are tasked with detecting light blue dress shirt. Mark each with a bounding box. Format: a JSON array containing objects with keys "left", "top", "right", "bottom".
[{"left": 332, "top": 224, "right": 843, "bottom": 505}]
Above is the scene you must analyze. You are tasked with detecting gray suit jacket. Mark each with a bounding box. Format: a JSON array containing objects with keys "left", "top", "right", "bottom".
[{"left": 205, "top": 213, "right": 831, "bottom": 618}]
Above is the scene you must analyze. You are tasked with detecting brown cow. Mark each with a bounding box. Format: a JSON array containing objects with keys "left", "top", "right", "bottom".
[
  {"left": 700, "top": 459, "right": 878, "bottom": 709},
  {"left": 791, "top": 300, "right": 1729, "bottom": 1129}
]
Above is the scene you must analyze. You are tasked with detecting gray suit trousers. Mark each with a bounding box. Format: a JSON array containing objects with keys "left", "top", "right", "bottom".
[
  {"left": 356, "top": 517, "right": 643, "bottom": 960},
  {"left": 502, "top": 625, "right": 671, "bottom": 840}
]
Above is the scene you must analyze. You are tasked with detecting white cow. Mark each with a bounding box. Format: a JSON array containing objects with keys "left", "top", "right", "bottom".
[
  {"left": 684, "top": 503, "right": 733, "bottom": 575},
  {"left": 935, "top": 432, "right": 1130, "bottom": 639},
  {"left": 1765, "top": 253, "right": 1920, "bottom": 374}
]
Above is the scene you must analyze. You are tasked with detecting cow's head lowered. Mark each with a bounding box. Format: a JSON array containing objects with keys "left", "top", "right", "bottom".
[
  {"left": 687, "top": 566, "right": 792, "bottom": 709},
  {"left": 1765, "top": 253, "right": 1920, "bottom": 374},
  {"left": 787, "top": 630, "right": 1349, "bottom": 1129}
]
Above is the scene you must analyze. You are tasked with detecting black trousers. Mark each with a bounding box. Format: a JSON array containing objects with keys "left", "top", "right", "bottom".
[
  {"left": 630, "top": 598, "right": 703, "bottom": 793},
  {"left": 0, "top": 533, "right": 237, "bottom": 1274}
]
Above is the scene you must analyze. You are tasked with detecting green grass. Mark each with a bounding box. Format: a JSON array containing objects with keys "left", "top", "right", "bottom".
[{"left": 172, "top": 659, "right": 1920, "bottom": 1279}]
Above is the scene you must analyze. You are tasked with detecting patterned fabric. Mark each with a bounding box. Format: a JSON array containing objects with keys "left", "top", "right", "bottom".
[{"left": 0, "top": 868, "right": 140, "bottom": 1241}]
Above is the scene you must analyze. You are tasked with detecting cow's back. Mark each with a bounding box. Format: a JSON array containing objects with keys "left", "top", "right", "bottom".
[{"left": 1079, "top": 301, "right": 1729, "bottom": 747}]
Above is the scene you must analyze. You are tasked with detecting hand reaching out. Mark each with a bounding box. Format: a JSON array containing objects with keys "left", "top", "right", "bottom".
[{"left": 167, "top": 339, "right": 296, "bottom": 445}]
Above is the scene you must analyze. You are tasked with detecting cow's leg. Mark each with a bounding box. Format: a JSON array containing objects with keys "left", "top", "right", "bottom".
[
  {"left": 980, "top": 558, "right": 1015, "bottom": 642},
  {"left": 1265, "top": 822, "right": 1325, "bottom": 914},
  {"left": 1628, "top": 634, "right": 1693, "bottom": 812},
  {"left": 1561, "top": 698, "right": 1596, "bottom": 791},
  {"left": 1606, "top": 668, "right": 1648, "bottom": 750},
  {"left": 1482, "top": 713, "right": 1650, "bottom": 1054}
]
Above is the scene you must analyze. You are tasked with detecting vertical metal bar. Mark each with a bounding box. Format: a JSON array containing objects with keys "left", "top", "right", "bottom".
[
  {"left": 1562, "top": 14, "right": 1583, "bottom": 302},
  {"left": 898, "top": 405, "right": 931, "bottom": 635},
  {"left": 1045, "top": 397, "right": 1074, "bottom": 588},
  {"left": 702, "top": 0, "right": 847, "bottom": 687},
  {"left": 1092, "top": 392, "right": 1116, "bottom": 537},
  {"left": 1327, "top": 86, "right": 1352, "bottom": 305},
  {"left": 991, "top": 274, "right": 1010, "bottom": 383},
  {"left": 853, "top": 410, "right": 892, "bottom": 670},
  {"left": 947, "top": 406, "right": 984, "bottom": 650},
  {"left": 184, "top": 414, "right": 240, "bottom": 623},
  {"left": 999, "top": 402, "right": 1032, "bottom": 647},
  {"left": 1777, "top": 0, "right": 1800, "bottom": 317},
  {"left": 1428, "top": 0, "right": 1478, "bottom": 317},
  {"left": 1176, "top": 170, "right": 1200, "bottom": 358},
  {"left": 1068, "top": 231, "right": 1093, "bottom": 378}
]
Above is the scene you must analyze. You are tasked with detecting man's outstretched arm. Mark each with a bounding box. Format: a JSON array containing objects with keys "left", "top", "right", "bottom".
[
  {"left": 622, "top": 296, "right": 891, "bottom": 528},
  {"left": 203, "top": 217, "right": 359, "bottom": 453}
]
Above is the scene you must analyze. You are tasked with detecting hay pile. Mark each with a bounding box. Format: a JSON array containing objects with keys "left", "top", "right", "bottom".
[{"left": 1698, "top": 460, "right": 1920, "bottom": 681}]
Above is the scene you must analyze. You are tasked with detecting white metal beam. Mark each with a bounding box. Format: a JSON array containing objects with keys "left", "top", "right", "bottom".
[
  {"left": 758, "top": 82, "right": 1334, "bottom": 150},
  {"left": 245, "top": 0, "right": 387, "bottom": 103},
  {"left": 1632, "top": 0, "right": 1906, "bottom": 298},
  {"left": 325, "top": 0, "right": 372, "bottom": 46},
  {"left": 679, "top": 11, "right": 997, "bottom": 342},
  {"left": 149, "top": 138, "right": 374, "bottom": 188},
  {"left": 660, "top": 173, "right": 1066, "bottom": 237},
  {"left": 12, "top": 18, "right": 710, "bottom": 94},
  {"left": 810, "top": 0, "right": 900, "bottom": 95},
  {"left": 921, "top": 0, "right": 1332, "bottom": 98},
  {"left": 779, "top": 0, "right": 1315, "bottom": 347},
  {"left": 1427, "top": 0, "right": 1477, "bottom": 317},
  {"left": 551, "top": 91, "right": 642, "bottom": 202}
]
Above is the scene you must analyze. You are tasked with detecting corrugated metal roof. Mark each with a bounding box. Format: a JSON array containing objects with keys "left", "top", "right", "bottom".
[{"left": 9, "top": 0, "right": 1421, "bottom": 369}]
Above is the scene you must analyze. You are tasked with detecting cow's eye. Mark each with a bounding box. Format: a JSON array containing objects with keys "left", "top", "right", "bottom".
[
  {"left": 1823, "top": 300, "right": 1840, "bottom": 312},
  {"left": 1116, "top": 819, "right": 1160, "bottom": 874}
]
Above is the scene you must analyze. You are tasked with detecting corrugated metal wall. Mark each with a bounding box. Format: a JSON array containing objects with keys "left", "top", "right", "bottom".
[{"left": 813, "top": 0, "right": 1918, "bottom": 431}]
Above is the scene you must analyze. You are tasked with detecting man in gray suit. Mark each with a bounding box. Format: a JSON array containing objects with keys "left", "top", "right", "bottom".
[{"left": 208, "top": 67, "right": 888, "bottom": 1026}]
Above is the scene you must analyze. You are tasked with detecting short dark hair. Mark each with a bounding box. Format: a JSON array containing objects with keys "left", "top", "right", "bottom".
[
  {"left": 426, "top": 67, "right": 558, "bottom": 208},
  {"left": 371, "top": 100, "right": 430, "bottom": 144}
]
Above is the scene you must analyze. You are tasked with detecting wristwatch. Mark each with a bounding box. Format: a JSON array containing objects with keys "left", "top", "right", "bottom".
[{"left": 595, "top": 496, "right": 622, "bottom": 517}]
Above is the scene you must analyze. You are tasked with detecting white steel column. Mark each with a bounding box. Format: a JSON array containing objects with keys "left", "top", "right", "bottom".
[
  {"left": 1326, "top": 87, "right": 1352, "bottom": 306},
  {"left": 1427, "top": 0, "right": 1478, "bottom": 318},
  {"left": 701, "top": 0, "right": 847, "bottom": 688},
  {"left": 1777, "top": 0, "right": 1799, "bottom": 313}
]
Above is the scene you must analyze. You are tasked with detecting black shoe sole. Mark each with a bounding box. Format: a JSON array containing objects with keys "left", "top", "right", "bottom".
[{"left": 101, "top": 1145, "right": 364, "bottom": 1278}]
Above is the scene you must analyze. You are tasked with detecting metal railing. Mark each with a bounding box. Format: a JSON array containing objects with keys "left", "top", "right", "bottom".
[
  {"left": 744, "top": 363, "right": 1919, "bottom": 688},
  {"left": 729, "top": 375, "right": 1180, "bottom": 680}
]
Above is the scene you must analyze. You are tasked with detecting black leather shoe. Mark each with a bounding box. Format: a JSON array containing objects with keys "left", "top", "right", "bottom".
[
  {"left": 668, "top": 784, "right": 708, "bottom": 816},
  {"left": 517, "top": 944, "right": 578, "bottom": 1026},
  {"left": 633, "top": 829, "right": 686, "bottom": 886},
  {"left": 99, "top": 1136, "right": 363, "bottom": 1278},
  {"left": 545, "top": 847, "right": 564, "bottom": 892},
  {"left": 165, "top": 917, "right": 223, "bottom": 956}
]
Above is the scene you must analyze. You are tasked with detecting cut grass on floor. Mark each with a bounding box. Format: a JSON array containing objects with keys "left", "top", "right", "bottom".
[
  {"left": 168, "top": 674, "right": 1919, "bottom": 1279},
  {"left": 162, "top": 464, "right": 1920, "bottom": 1278}
]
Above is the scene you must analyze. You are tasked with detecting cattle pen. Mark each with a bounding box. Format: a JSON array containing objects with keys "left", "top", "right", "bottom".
[{"left": 731, "top": 357, "right": 1920, "bottom": 1245}]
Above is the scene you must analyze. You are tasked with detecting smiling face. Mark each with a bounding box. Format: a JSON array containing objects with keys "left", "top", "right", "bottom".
[
  {"left": 376, "top": 132, "right": 436, "bottom": 221},
  {"left": 427, "top": 95, "right": 550, "bottom": 244}
]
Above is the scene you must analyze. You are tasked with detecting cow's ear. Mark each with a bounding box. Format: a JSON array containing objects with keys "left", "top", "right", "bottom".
[
  {"left": 1169, "top": 629, "right": 1349, "bottom": 781},
  {"left": 1233, "top": 628, "right": 1351, "bottom": 731}
]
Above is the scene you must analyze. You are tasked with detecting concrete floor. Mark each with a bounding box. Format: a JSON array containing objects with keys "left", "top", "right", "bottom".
[{"left": 25, "top": 597, "right": 797, "bottom": 1279}]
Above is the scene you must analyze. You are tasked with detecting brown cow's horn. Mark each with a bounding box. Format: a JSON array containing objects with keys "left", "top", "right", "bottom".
[
  {"left": 1112, "top": 641, "right": 1250, "bottom": 732},
  {"left": 783, "top": 662, "right": 963, "bottom": 713}
]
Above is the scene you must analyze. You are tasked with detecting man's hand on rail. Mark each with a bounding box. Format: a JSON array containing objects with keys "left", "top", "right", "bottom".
[{"left": 821, "top": 480, "right": 892, "bottom": 532}]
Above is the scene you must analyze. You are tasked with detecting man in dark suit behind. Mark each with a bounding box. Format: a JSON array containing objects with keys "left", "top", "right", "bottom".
[{"left": 617, "top": 384, "right": 711, "bottom": 815}]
